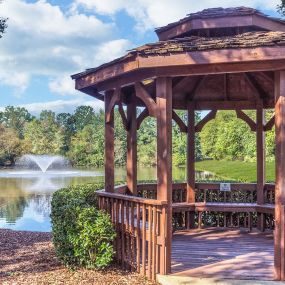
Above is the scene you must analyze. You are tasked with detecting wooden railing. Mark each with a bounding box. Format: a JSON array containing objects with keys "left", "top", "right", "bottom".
[
  {"left": 264, "top": 183, "right": 275, "bottom": 204},
  {"left": 97, "top": 189, "right": 169, "bottom": 280},
  {"left": 137, "top": 182, "right": 275, "bottom": 230},
  {"left": 97, "top": 182, "right": 275, "bottom": 280}
]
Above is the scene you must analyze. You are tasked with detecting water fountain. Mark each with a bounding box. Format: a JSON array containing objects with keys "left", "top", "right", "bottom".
[{"left": 16, "top": 154, "right": 70, "bottom": 173}]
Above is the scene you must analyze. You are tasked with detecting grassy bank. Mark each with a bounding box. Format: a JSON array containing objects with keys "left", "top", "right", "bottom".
[{"left": 195, "top": 160, "right": 275, "bottom": 182}]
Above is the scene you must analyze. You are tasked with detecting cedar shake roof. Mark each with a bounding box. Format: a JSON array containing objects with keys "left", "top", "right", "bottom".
[
  {"left": 71, "top": 7, "right": 285, "bottom": 80},
  {"left": 131, "top": 31, "right": 285, "bottom": 56},
  {"left": 72, "top": 31, "right": 285, "bottom": 79},
  {"left": 155, "top": 7, "right": 285, "bottom": 34}
]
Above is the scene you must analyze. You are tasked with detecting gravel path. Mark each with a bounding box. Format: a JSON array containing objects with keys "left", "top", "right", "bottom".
[{"left": 0, "top": 229, "right": 157, "bottom": 285}]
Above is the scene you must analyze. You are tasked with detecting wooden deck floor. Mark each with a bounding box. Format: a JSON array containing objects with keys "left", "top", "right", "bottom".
[{"left": 171, "top": 228, "right": 274, "bottom": 281}]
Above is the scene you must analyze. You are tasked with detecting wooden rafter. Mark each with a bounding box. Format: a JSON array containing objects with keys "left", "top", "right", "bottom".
[
  {"left": 264, "top": 115, "right": 275, "bottom": 131},
  {"left": 236, "top": 110, "right": 257, "bottom": 131},
  {"left": 173, "top": 76, "right": 191, "bottom": 94},
  {"left": 135, "top": 82, "right": 157, "bottom": 117},
  {"left": 195, "top": 110, "right": 217, "bottom": 132},
  {"left": 259, "top": 71, "right": 274, "bottom": 85},
  {"left": 106, "top": 88, "right": 120, "bottom": 123},
  {"left": 137, "top": 108, "right": 149, "bottom": 130},
  {"left": 245, "top": 72, "right": 270, "bottom": 100},
  {"left": 224, "top": 74, "right": 229, "bottom": 100},
  {"left": 243, "top": 73, "right": 260, "bottom": 99},
  {"left": 172, "top": 111, "right": 187, "bottom": 133},
  {"left": 187, "top": 76, "right": 207, "bottom": 101}
]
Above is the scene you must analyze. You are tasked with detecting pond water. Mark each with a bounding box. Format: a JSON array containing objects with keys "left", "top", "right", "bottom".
[{"left": 0, "top": 167, "right": 216, "bottom": 232}]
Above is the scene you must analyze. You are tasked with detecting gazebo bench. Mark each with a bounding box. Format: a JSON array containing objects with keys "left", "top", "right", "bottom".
[{"left": 173, "top": 202, "right": 258, "bottom": 213}]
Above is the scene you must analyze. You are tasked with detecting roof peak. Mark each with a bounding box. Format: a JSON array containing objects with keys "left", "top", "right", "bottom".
[{"left": 155, "top": 6, "right": 285, "bottom": 40}]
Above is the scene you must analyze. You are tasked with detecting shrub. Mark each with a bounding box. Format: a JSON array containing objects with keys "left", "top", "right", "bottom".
[{"left": 51, "top": 183, "right": 116, "bottom": 269}]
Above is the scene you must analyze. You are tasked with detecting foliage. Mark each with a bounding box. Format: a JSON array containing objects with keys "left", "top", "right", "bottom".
[
  {"left": 51, "top": 183, "right": 116, "bottom": 269},
  {"left": 0, "top": 106, "right": 33, "bottom": 138},
  {"left": 278, "top": 0, "right": 285, "bottom": 16},
  {"left": 0, "top": 1, "right": 7, "bottom": 38},
  {"left": 0, "top": 104, "right": 276, "bottom": 168},
  {"left": 200, "top": 111, "right": 275, "bottom": 162},
  {"left": 23, "top": 111, "right": 64, "bottom": 155},
  {"left": 0, "top": 124, "right": 22, "bottom": 165}
]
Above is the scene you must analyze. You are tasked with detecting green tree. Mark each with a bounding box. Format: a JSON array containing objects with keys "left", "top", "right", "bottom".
[
  {"left": 278, "top": 0, "right": 285, "bottom": 16},
  {"left": 68, "top": 110, "right": 105, "bottom": 166},
  {"left": 0, "top": 106, "right": 33, "bottom": 138},
  {"left": 0, "top": 1, "right": 7, "bottom": 38},
  {"left": 73, "top": 106, "right": 95, "bottom": 132},
  {"left": 0, "top": 124, "right": 22, "bottom": 165},
  {"left": 23, "top": 111, "right": 64, "bottom": 155}
]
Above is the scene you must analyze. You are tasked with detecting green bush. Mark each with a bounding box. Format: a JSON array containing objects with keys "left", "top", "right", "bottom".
[{"left": 51, "top": 183, "right": 116, "bottom": 269}]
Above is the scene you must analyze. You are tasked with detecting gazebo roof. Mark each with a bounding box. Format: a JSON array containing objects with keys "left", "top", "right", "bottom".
[
  {"left": 72, "top": 7, "right": 285, "bottom": 110},
  {"left": 155, "top": 7, "right": 285, "bottom": 40}
]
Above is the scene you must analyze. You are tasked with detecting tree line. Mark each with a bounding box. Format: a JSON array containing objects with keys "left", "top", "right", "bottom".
[{"left": 0, "top": 106, "right": 275, "bottom": 167}]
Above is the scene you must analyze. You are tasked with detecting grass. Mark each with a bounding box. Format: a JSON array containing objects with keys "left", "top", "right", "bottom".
[{"left": 195, "top": 160, "right": 275, "bottom": 182}]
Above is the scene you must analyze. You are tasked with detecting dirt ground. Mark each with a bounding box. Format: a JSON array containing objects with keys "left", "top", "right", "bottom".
[{"left": 0, "top": 229, "right": 157, "bottom": 285}]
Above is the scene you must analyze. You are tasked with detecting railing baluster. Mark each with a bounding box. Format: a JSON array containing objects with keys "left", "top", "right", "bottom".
[{"left": 142, "top": 204, "right": 146, "bottom": 276}]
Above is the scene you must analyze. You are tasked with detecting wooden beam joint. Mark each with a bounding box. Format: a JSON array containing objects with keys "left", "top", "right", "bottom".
[
  {"left": 195, "top": 110, "right": 217, "bottom": 132},
  {"left": 236, "top": 110, "right": 257, "bottom": 132},
  {"left": 172, "top": 111, "right": 187, "bottom": 133}
]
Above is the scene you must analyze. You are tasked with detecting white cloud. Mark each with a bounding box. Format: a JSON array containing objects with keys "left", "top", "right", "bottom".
[
  {"left": 0, "top": 0, "right": 132, "bottom": 95},
  {"left": 49, "top": 75, "right": 77, "bottom": 96},
  {"left": 75, "top": 0, "right": 280, "bottom": 32},
  {"left": 0, "top": 98, "right": 104, "bottom": 115}
]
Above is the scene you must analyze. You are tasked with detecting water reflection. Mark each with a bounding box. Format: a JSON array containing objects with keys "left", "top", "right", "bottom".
[{"left": 0, "top": 167, "right": 217, "bottom": 232}]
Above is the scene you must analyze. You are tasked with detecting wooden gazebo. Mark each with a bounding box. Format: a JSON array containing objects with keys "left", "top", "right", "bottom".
[{"left": 72, "top": 7, "right": 285, "bottom": 282}]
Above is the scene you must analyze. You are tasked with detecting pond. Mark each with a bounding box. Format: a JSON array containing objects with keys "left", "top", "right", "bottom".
[{"left": 0, "top": 167, "right": 217, "bottom": 232}]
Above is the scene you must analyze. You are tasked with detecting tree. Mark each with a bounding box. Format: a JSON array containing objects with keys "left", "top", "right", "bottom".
[
  {"left": 0, "top": 106, "right": 33, "bottom": 138},
  {"left": 0, "top": 124, "right": 22, "bottom": 165},
  {"left": 0, "top": 1, "right": 7, "bottom": 38},
  {"left": 23, "top": 111, "right": 64, "bottom": 155},
  {"left": 278, "top": 0, "right": 285, "bottom": 16},
  {"left": 73, "top": 106, "right": 95, "bottom": 132}
]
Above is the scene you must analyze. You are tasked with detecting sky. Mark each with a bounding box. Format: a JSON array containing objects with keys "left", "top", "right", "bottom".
[{"left": 0, "top": 0, "right": 282, "bottom": 115}]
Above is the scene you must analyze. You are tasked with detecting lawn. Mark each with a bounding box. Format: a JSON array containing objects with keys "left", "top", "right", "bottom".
[{"left": 195, "top": 160, "right": 275, "bottom": 182}]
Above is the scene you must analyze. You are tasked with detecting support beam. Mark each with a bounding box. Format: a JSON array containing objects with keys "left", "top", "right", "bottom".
[
  {"left": 256, "top": 100, "right": 266, "bottom": 231},
  {"left": 187, "top": 102, "right": 195, "bottom": 204},
  {"left": 135, "top": 82, "right": 157, "bottom": 117},
  {"left": 118, "top": 101, "right": 128, "bottom": 130},
  {"left": 274, "top": 70, "right": 285, "bottom": 281},
  {"left": 195, "top": 110, "right": 217, "bottom": 132},
  {"left": 264, "top": 115, "right": 275, "bottom": 131},
  {"left": 137, "top": 108, "right": 149, "bottom": 130},
  {"left": 156, "top": 77, "right": 172, "bottom": 274},
  {"left": 236, "top": 110, "right": 257, "bottom": 131},
  {"left": 172, "top": 110, "right": 187, "bottom": 133},
  {"left": 105, "top": 90, "right": 115, "bottom": 192},
  {"left": 126, "top": 96, "right": 137, "bottom": 195},
  {"left": 106, "top": 87, "right": 120, "bottom": 123}
]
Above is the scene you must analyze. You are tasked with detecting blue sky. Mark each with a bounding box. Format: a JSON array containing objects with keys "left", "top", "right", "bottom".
[{"left": 0, "top": 0, "right": 281, "bottom": 115}]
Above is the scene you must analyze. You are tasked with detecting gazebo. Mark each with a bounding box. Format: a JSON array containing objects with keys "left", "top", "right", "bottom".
[{"left": 72, "top": 7, "right": 285, "bottom": 282}]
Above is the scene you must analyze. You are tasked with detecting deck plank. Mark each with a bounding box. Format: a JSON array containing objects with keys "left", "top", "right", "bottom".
[{"left": 171, "top": 228, "right": 274, "bottom": 280}]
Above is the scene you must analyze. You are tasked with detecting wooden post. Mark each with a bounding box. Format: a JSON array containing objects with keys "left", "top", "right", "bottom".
[
  {"left": 156, "top": 77, "right": 172, "bottom": 274},
  {"left": 274, "top": 70, "right": 285, "bottom": 281},
  {"left": 127, "top": 96, "right": 137, "bottom": 195},
  {"left": 256, "top": 99, "right": 265, "bottom": 231},
  {"left": 186, "top": 102, "right": 196, "bottom": 228},
  {"left": 105, "top": 90, "right": 115, "bottom": 192}
]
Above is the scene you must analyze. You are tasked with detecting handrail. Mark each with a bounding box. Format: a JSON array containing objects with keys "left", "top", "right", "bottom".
[
  {"left": 97, "top": 189, "right": 168, "bottom": 206},
  {"left": 137, "top": 182, "right": 275, "bottom": 191}
]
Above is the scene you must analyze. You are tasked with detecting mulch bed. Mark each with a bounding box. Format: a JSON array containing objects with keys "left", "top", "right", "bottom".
[{"left": 0, "top": 229, "right": 158, "bottom": 285}]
